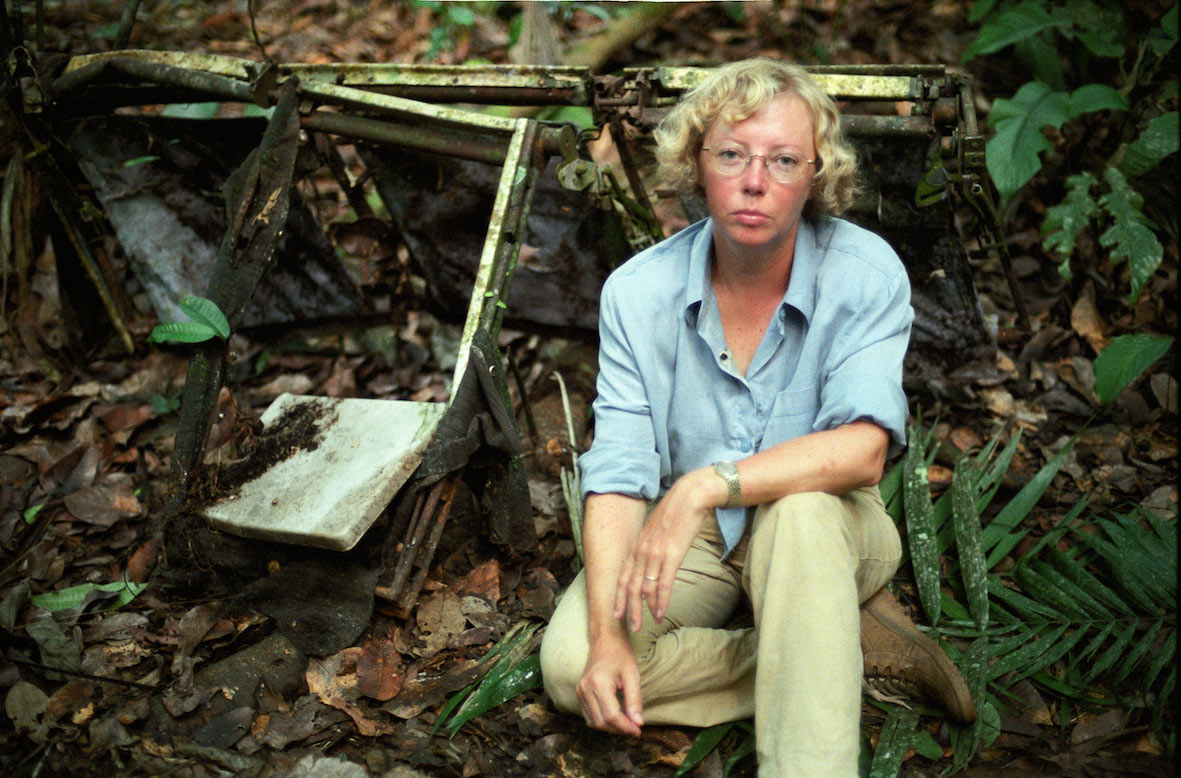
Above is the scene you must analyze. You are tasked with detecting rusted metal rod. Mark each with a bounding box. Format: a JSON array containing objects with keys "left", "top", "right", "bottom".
[
  {"left": 385, "top": 478, "right": 448, "bottom": 602},
  {"left": 396, "top": 474, "right": 462, "bottom": 613},
  {"left": 302, "top": 110, "right": 507, "bottom": 164}
]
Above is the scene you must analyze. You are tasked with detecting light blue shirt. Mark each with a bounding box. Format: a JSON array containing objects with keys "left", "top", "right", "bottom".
[{"left": 579, "top": 216, "right": 913, "bottom": 553}]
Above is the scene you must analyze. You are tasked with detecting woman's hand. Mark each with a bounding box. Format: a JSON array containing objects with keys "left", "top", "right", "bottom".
[
  {"left": 613, "top": 468, "right": 726, "bottom": 632},
  {"left": 576, "top": 631, "right": 644, "bottom": 736}
]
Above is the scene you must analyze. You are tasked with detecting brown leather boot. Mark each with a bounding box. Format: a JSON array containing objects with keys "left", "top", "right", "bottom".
[{"left": 860, "top": 587, "right": 975, "bottom": 723}]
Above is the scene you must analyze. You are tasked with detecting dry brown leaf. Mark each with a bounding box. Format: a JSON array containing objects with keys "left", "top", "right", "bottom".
[
  {"left": 459, "top": 559, "right": 501, "bottom": 604},
  {"left": 306, "top": 648, "right": 393, "bottom": 737},
  {"left": 1070, "top": 281, "right": 1108, "bottom": 355},
  {"left": 356, "top": 638, "right": 404, "bottom": 702},
  {"left": 949, "top": 426, "right": 982, "bottom": 452}
]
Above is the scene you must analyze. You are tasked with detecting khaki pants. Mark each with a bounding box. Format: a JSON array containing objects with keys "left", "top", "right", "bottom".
[{"left": 539, "top": 487, "right": 902, "bottom": 778}]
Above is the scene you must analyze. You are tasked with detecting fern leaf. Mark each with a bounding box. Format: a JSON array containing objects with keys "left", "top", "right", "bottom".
[
  {"left": 1141, "top": 629, "right": 1175, "bottom": 691},
  {"left": 1098, "top": 167, "right": 1163, "bottom": 303},
  {"left": 1084, "top": 622, "right": 1138, "bottom": 683},
  {"left": 1013, "top": 563, "right": 1094, "bottom": 620},
  {"left": 1042, "top": 172, "right": 1100, "bottom": 280},
  {"left": 1069, "top": 622, "right": 1117, "bottom": 672},
  {"left": 982, "top": 435, "right": 1076, "bottom": 563},
  {"left": 1113, "top": 620, "right": 1164, "bottom": 685},
  {"left": 990, "top": 624, "right": 1069, "bottom": 681},
  {"left": 988, "top": 577, "right": 1063, "bottom": 622},
  {"left": 1046, "top": 548, "right": 1135, "bottom": 617},
  {"left": 1119, "top": 111, "right": 1179, "bottom": 178}
]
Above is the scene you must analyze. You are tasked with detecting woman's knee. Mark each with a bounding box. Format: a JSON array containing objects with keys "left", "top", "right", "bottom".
[
  {"left": 755, "top": 491, "right": 848, "bottom": 540},
  {"left": 539, "top": 625, "right": 583, "bottom": 714}
]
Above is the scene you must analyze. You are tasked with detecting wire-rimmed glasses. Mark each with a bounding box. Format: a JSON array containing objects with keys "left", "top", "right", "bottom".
[{"left": 701, "top": 145, "right": 815, "bottom": 185}]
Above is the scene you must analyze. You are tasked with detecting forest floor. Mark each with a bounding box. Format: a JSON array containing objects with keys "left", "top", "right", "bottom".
[{"left": 1, "top": 2, "right": 1177, "bottom": 777}]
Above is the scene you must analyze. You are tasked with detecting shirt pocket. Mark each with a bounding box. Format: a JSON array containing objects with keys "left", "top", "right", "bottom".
[{"left": 762, "top": 383, "right": 819, "bottom": 447}]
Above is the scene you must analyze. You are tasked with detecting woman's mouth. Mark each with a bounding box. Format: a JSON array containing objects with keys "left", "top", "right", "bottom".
[{"left": 732, "top": 210, "right": 769, "bottom": 226}]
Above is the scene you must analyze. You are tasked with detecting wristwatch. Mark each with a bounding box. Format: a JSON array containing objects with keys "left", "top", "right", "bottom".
[{"left": 712, "top": 461, "right": 742, "bottom": 509}]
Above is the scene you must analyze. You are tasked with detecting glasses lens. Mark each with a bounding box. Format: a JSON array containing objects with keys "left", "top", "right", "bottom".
[
  {"left": 710, "top": 148, "right": 748, "bottom": 176},
  {"left": 767, "top": 155, "right": 806, "bottom": 184}
]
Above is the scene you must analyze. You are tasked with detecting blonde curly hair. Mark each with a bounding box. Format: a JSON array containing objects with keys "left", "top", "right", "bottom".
[{"left": 654, "top": 59, "right": 858, "bottom": 217}]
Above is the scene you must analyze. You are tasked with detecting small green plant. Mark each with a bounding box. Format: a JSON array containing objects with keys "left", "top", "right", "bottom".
[
  {"left": 147, "top": 295, "right": 230, "bottom": 344},
  {"left": 964, "top": 1, "right": 1178, "bottom": 303}
]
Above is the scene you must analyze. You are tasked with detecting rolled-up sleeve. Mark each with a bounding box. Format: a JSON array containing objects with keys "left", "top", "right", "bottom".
[
  {"left": 813, "top": 257, "right": 913, "bottom": 452},
  {"left": 579, "top": 276, "right": 662, "bottom": 500}
]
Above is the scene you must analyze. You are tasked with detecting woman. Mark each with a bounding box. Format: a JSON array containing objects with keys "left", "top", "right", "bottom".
[{"left": 540, "top": 59, "right": 973, "bottom": 776}]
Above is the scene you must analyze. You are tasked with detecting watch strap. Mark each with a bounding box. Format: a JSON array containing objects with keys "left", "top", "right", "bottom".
[{"left": 712, "top": 461, "right": 742, "bottom": 509}]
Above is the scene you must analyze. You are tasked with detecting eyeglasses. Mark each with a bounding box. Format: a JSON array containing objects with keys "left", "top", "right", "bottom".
[{"left": 701, "top": 145, "right": 815, "bottom": 185}]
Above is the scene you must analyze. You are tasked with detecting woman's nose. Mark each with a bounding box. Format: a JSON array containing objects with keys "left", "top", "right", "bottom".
[{"left": 740, "top": 156, "right": 769, "bottom": 192}]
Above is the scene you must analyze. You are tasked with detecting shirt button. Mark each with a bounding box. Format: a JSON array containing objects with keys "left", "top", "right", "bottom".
[{"left": 740, "top": 438, "right": 751, "bottom": 452}]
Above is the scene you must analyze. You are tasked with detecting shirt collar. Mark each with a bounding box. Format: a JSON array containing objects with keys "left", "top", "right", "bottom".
[
  {"left": 683, "top": 219, "right": 714, "bottom": 328},
  {"left": 682, "top": 216, "right": 821, "bottom": 327}
]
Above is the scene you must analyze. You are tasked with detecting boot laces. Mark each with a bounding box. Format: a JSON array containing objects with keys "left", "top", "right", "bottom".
[{"left": 863, "top": 663, "right": 921, "bottom": 707}]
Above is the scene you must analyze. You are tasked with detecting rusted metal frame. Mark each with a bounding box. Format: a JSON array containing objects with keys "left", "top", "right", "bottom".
[
  {"left": 302, "top": 111, "right": 509, "bottom": 166},
  {"left": 607, "top": 114, "right": 656, "bottom": 218},
  {"left": 395, "top": 473, "right": 462, "bottom": 613},
  {"left": 950, "top": 75, "right": 1030, "bottom": 333},
  {"left": 840, "top": 115, "right": 937, "bottom": 139},
  {"left": 346, "top": 85, "right": 581, "bottom": 105},
  {"left": 50, "top": 56, "right": 255, "bottom": 104},
  {"left": 452, "top": 118, "right": 543, "bottom": 390}
]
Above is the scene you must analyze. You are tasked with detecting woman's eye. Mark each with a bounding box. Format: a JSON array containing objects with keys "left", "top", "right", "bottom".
[
  {"left": 772, "top": 155, "right": 799, "bottom": 169},
  {"left": 717, "top": 149, "right": 744, "bottom": 162}
]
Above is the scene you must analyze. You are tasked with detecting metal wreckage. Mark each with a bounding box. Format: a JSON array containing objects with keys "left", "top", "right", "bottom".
[{"left": 2, "top": 43, "right": 1024, "bottom": 608}]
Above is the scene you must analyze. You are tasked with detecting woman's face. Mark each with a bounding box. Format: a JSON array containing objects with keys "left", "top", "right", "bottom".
[{"left": 699, "top": 91, "right": 816, "bottom": 263}]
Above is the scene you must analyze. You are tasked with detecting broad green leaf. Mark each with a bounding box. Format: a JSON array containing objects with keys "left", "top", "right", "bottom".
[
  {"left": 441, "top": 622, "right": 540, "bottom": 736},
  {"left": 968, "top": 0, "right": 998, "bottom": 24},
  {"left": 904, "top": 427, "right": 941, "bottom": 626},
  {"left": 1042, "top": 172, "right": 1099, "bottom": 278},
  {"left": 147, "top": 321, "right": 219, "bottom": 344},
  {"left": 30, "top": 581, "right": 147, "bottom": 612},
  {"left": 1148, "top": 3, "right": 1179, "bottom": 55},
  {"left": 674, "top": 722, "right": 734, "bottom": 778},
  {"left": 179, "top": 295, "right": 231, "bottom": 339},
  {"left": 976, "top": 700, "right": 1002, "bottom": 747},
  {"left": 962, "top": 2, "right": 1067, "bottom": 62},
  {"left": 1064, "top": 0, "right": 1126, "bottom": 57},
  {"left": 1068, "top": 84, "right": 1128, "bottom": 116},
  {"left": 951, "top": 458, "right": 989, "bottom": 631},
  {"left": 868, "top": 706, "right": 920, "bottom": 778},
  {"left": 1093, "top": 333, "right": 1173, "bottom": 404},
  {"left": 910, "top": 729, "right": 944, "bottom": 760},
  {"left": 1015, "top": 34, "right": 1066, "bottom": 91},
  {"left": 986, "top": 82, "right": 1072, "bottom": 205},
  {"left": 1098, "top": 167, "right": 1163, "bottom": 303},
  {"left": 1119, "top": 112, "right": 1179, "bottom": 178}
]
